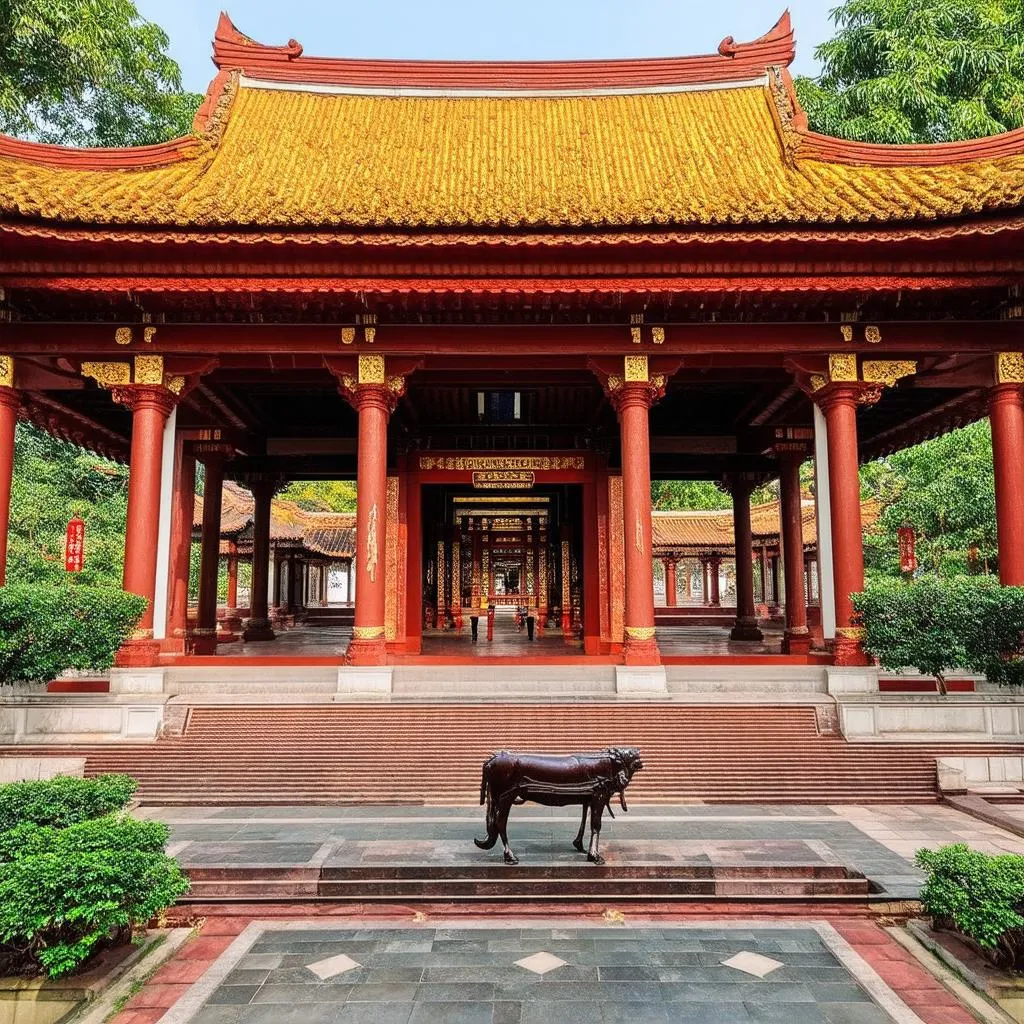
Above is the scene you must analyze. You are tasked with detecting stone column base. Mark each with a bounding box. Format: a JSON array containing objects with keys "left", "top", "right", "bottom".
[
  {"left": 623, "top": 631, "right": 661, "bottom": 666},
  {"left": 833, "top": 629, "right": 871, "bottom": 667},
  {"left": 345, "top": 637, "right": 388, "bottom": 666},
  {"left": 114, "top": 638, "right": 161, "bottom": 668},
  {"left": 615, "top": 665, "right": 668, "bottom": 694},
  {"left": 191, "top": 628, "right": 218, "bottom": 656},
  {"left": 730, "top": 617, "right": 764, "bottom": 642},
  {"left": 242, "top": 618, "right": 276, "bottom": 642},
  {"left": 336, "top": 666, "right": 393, "bottom": 697},
  {"left": 782, "top": 628, "right": 813, "bottom": 655}
]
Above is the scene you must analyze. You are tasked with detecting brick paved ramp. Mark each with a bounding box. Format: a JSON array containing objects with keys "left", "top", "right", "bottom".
[{"left": 6, "top": 703, "right": 1024, "bottom": 804}]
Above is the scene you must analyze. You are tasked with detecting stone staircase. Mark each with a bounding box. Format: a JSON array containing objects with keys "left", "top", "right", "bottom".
[{"left": 24, "top": 703, "right": 1022, "bottom": 805}]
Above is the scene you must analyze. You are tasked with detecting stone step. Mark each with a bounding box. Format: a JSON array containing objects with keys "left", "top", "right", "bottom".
[{"left": 181, "top": 865, "right": 870, "bottom": 901}]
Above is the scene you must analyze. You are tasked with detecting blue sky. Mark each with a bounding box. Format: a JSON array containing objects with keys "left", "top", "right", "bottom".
[{"left": 133, "top": 0, "right": 835, "bottom": 94}]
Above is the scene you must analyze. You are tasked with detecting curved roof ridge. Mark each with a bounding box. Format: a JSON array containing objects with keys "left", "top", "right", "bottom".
[{"left": 212, "top": 10, "right": 795, "bottom": 90}]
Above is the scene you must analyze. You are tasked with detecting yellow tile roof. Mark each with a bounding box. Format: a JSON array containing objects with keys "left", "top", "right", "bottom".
[{"left": 2, "top": 82, "right": 1024, "bottom": 230}]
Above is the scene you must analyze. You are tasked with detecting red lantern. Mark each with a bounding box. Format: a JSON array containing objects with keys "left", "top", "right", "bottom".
[
  {"left": 65, "top": 517, "right": 85, "bottom": 572},
  {"left": 897, "top": 526, "right": 917, "bottom": 575}
]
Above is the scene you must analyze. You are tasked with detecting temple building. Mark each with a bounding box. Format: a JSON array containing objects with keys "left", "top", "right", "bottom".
[{"left": 2, "top": 12, "right": 1024, "bottom": 689}]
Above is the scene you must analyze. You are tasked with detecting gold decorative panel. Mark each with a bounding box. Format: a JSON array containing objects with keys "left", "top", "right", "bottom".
[
  {"left": 651, "top": 327, "right": 665, "bottom": 344},
  {"left": 997, "top": 352, "right": 1024, "bottom": 384},
  {"left": 134, "top": 355, "right": 164, "bottom": 385},
  {"left": 114, "top": 327, "right": 133, "bottom": 345},
  {"left": 624, "top": 355, "right": 649, "bottom": 382},
  {"left": 861, "top": 360, "right": 916, "bottom": 387},
  {"left": 864, "top": 325, "right": 882, "bottom": 344},
  {"left": 827, "top": 353, "right": 858, "bottom": 382},
  {"left": 358, "top": 354, "right": 385, "bottom": 384},
  {"left": 82, "top": 361, "right": 130, "bottom": 387},
  {"left": 0, "top": 355, "right": 13, "bottom": 388},
  {"left": 341, "top": 327, "right": 356, "bottom": 345}
]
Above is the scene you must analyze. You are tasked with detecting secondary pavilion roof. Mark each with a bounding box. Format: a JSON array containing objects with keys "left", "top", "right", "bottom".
[
  {"left": 3, "top": 12, "right": 1024, "bottom": 233},
  {"left": 194, "top": 482, "right": 356, "bottom": 559},
  {"left": 652, "top": 499, "right": 881, "bottom": 556}
]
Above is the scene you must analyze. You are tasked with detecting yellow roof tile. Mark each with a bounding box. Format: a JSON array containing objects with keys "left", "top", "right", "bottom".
[{"left": 2, "top": 82, "right": 1024, "bottom": 230}]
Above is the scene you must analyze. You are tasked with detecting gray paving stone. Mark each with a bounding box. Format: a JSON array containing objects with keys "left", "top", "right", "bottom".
[
  {"left": 190, "top": 1008, "right": 244, "bottom": 1024},
  {"left": 207, "top": 986, "right": 259, "bottom": 1005},
  {"left": 520, "top": 1001, "right": 598, "bottom": 1024},
  {"left": 819, "top": 1004, "right": 893, "bottom": 1024},
  {"left": 407, "top": 1002, "right": 494, "bottom": 1024},
  {"left": 492, "top": 1001, "right": 523, "bottom": 1024},
  {"left": 333, "top": 1004, "right": 414, "bottom": 1024},
  {"left": 251, "top": 983, "right": 353, "bottom": 1003}
]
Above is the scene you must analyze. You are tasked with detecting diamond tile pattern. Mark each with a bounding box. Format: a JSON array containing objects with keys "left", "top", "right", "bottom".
[
  {"left": 722, "top": 950, "right": 785, "bottom": 978},
  {"left": 306, "top": 952, "right": 361, "bottom": 980},
  {"left": 514, "top": 951, "right": 567, "bottom": 975}
]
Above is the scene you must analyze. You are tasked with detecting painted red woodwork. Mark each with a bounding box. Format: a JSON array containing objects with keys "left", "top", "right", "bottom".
[
  {"left": 64, "top": 517, "right": 85, "bottom": 572},
  {"left": 616, "top": 384, "right": 660, "bottom": 665},
  {"left": 989, "top": 383, "right": 1024, "bottom": 586},
  {"left": 46, "top": 678, "right": 110, "bottom": 693},
  {"left": 243, "top": 479, "right": 276, "bottom": 641},
  {"left": 664, "top": 559, "right": 678, "bottom": 607},
  {"left": 582, "top": 482, "right": 601, "bottom": 654},
  {"left": 818, "top": 385, "right": 869, "bottom": 666},
  {"left": 226, "top": 550, "right": 238, "bottom": 609},
  {"left": 709, "top": 557, "right": 722, "bottom": 607},
  {"left": 193, "top": 451, "right": 227, "bottom": 656},
  {"left": 405, "top": 472, "right": 423, "bottom": 653},
  {"left": 114, "top": 386, "right": 175, "bottom": 666},
  {"left": 213, "top": 11, "right": 795, "bottom": 89},
  {"left": 897, "top": 526, "right": 917, "bottom": 574},
  {"left": 166, "top": 447, "right": 196, "bottom": 651},
  {"left": 0, "top": 389, "right": 19, "bottom": 586},
  {"left": 779, "top": 454, "right": 811, "bottom": 654},
  {"left": 729, "top": 482, "right": 763, "bottom": 642},
  {"left": 878, "top": 677, "right": 975, "bottom": 693},
  {"left": 348, "top": 386, "right": 391, "bottom": 665}
]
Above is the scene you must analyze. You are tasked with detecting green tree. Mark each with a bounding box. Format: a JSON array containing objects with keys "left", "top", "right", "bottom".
[
  {"left": 0, "top": 0, "right": 201, "bottom": 146},
  {"left": 795, "top": 0, "right": 1024, "bottom": 144},
  {"left": 8, "top": 425, "right": 128, "bottom": 588},
  {"left": 861, "top": 421, "right": 996, "bottom": 576},
  {"left": 278, "top": 480, "right": 358, "bottom": 513}
]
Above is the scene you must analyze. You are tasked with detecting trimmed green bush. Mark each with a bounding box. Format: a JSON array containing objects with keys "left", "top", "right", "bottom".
[
  {"left": 917, "top": 844, "right": 1024, "bottom": 968},
  {"left": 0, "top": 847, "right": 189, "bottom": 978},
  {"left": 0, "top": 776, "right": 187, "bottom": 978},
  {"left": 853, "top": 575, "right": 1024, "bottom": 691},
  {"left": 0, "top": 585, "right": 146, "bottom": 686},
  {"left": 0, "top": 774, "right": 136, "bottom": 833},
  {"left": 0, "top": 814, "right": 169, "bottom": 863}
]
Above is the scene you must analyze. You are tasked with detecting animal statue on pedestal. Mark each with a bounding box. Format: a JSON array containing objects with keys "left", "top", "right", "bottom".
[{"left": 473, "top": 747, "right": 643, "bottom": 865}]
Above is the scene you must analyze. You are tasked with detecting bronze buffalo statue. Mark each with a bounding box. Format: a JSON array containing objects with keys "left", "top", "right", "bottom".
[{"left": 474, "top": 747, "right": 643, "bottom": 865}]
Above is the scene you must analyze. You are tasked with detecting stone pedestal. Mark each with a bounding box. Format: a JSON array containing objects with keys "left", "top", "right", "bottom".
[
  {"left": 615, "top": 665, "right": 668, "bottom": 694},
  {"left": 336, "top": 666, "right": 393, "bottom": 697}
]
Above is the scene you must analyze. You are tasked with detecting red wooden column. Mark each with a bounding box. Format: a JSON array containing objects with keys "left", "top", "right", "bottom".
[
  {"left": 243, "top": 477, "right": 278, "bottom": 641},
  {"left": 778, "top": 451, "right": 811, "bottom": 653},
  {"left": 114, "top": 384, "right": 178, "bottom": 666},
  {"left": 709, "top": 556, "right": 722, "bottom": 607},
  {"left": 333, "top": 356, "right": 408, "bottom": 666},
  {"left": 166, "top": 443, "right": 196, "bottom": 652},
  {"left": 0, "top": 361, "right": 20, "bottom": 587},
  {"left": 607, "top": 372, "right": 663, "bottom": 666},
  {"left": 192, "top": 444, "right": 231, "bottom": 655},
  {"left": 242, "top": 479, "right": 278, "bottom": 638},
  {"left": 815, "top": 384, "right": 870, "bottom": 666},
  {"left": 226, "top": 545, "right": 239, "bottom": 610},
  {"left": 990, "top": 372, "right": 1024, "bottom": 585},
  {"left": 728, "top": 478, "right": 763, "bottom": 641},
  {"left": 663, "top": 558, "right": 678, "bottom": 607}
]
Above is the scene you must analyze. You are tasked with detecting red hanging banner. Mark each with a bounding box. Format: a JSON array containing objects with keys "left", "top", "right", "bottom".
[
  {"left": 65, "top": 517, "right": 85, "bottom": 572},
  {"left": 897, "top": 526, "right": 917, "bottom": 575}
]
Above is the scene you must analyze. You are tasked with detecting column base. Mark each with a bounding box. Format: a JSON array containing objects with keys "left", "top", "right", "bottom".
[
  {"left": 191, "top": 629, "right": 219, "bottom": 656},
  {"left": 345, "top": 636, "right": 388, "bottom": 667},
  {"left": 833, "top": 629, "right": 871, "bottom": 667},
  {"left": 782, "top": 628, "right": 813, "bottom": 655},
  {"left": 623, "top": 631, "right": 661, "bottom": 666},
  {"left": 114, "top": 638, "right": 161, "bottom": 668},
  {"left": 242, "top": 618, "right": 276, "bottom": 642},
  {"left": 729, "top": 618, "right": 764, "bottom": 642}
]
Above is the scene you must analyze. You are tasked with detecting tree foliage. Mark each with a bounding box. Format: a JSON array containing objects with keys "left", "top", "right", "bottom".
[
  {"left": 9, "top": 425, "right": 128, "bottom": 588},
  {"left": 795, "top": 0, "right": 1024, "bottom": 144},
  {"left": 0, "top": 585, "right": 146, "bottom": 685},
  {"left": 862, "top": 421, "right": 996, "bottom": 576},
  {"left": 278, "top": 480, "right": 358, "bottom": 513},
  {"left": 0, "top": 0, "right": 201, "bottom": 146}
]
